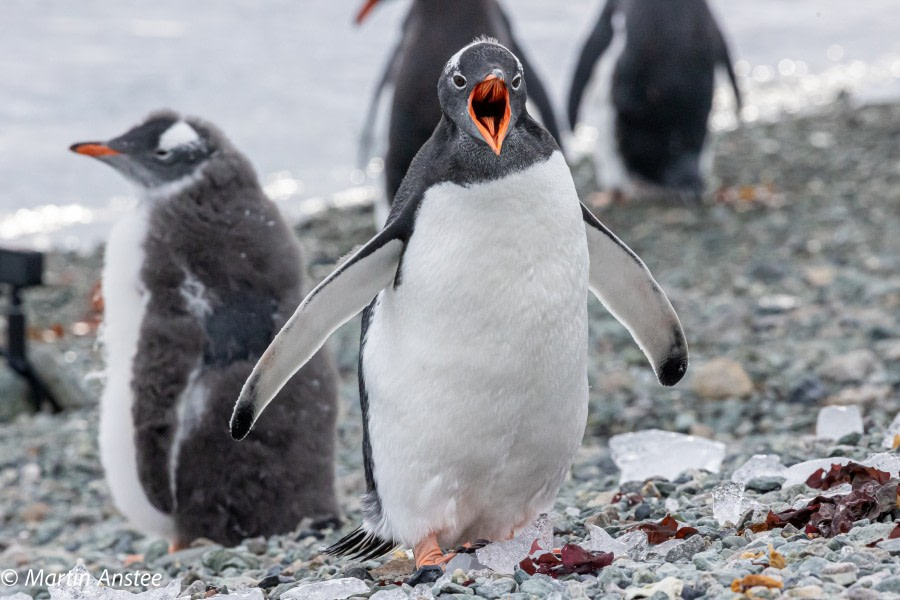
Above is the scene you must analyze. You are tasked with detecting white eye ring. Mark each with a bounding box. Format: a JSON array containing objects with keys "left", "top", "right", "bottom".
[
  {"left": 452, "top": 73, "right": 467, "bottom": 89},
  {"left": 511, "top": 74, "right": 522, "bottom": 89},
  {"left": 154, "top": 149, "right": 172, "bottom": 159}
]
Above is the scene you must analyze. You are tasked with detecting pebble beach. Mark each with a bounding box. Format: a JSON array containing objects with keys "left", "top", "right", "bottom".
[{"left": 1, "top": 98, "right": 900, "bottom": 599}]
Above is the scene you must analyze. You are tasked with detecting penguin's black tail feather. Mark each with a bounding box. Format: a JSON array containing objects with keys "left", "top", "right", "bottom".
[{"left": 325, "top": 526, "right": 397, "bottom": 562}]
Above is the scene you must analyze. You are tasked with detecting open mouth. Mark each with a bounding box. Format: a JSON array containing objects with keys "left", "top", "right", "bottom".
[{"left": 468, "top": 75, "right": 511, "bottom": 155}]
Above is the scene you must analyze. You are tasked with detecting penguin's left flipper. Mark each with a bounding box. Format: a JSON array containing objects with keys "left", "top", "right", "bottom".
[
  {"left": 582, "top": 203, "right": 688, "bottom": 386},
  {"left": 230, "top": 228, "right": 404, "bottom": 440}
]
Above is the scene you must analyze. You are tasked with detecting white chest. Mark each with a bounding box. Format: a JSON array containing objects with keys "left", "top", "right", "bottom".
[
  {"left": 99, "top": 207, "right": 175, "bottom": 539},
  {"left": 361, "top": 152, "right": 591, "bottom": 546}
]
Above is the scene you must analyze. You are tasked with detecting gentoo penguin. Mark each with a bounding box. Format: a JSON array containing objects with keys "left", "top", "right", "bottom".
[
  {"left": 71, "top": 111, "right": 339, "bottom": 548},
  {"left": 356, "top": 0, "right": 563, "bottom": 209},
  {"left": 231, "top": 40, "right": 687, "bottom": 583},
  {"left": 567, "top": 0, "right": 741, "bottom": 196}
]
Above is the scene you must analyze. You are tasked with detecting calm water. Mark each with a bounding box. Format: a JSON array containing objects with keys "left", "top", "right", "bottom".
[{"left": 2, "top": 0, "right": 899, "bottom": 249}]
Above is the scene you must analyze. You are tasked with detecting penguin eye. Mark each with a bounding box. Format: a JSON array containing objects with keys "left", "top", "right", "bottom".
[
  {"left": 452, "top": 74, "right": 467, "bottom": 89},
  {"left": 511, "top": 74, "right": 522, "bottom": 90},
  {"left": 154, "top": 148, "right": 172, "bottom": 161}
]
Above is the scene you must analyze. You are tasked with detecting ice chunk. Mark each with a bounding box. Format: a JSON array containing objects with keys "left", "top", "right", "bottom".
[
  {"left": 281, "top": 578, "right": 369, "bottom": 600},
  {"left": 782, "top": 457, "right": 852, "bottom": 488},
  {"left": 815, "top": 405, "right": 863, "bottom": 440},
  {"left": 712, "top": 482, "right": 745, "bottom": 526},
  {"left": 610, "top": 429, "right": 726, "bottom": 483},
  {"left": 584, "top": 526, "right": 648, "bottom": 560},
  {"left": 731, "top": 454, "right": 787, "bottom": 485},
  {"left": 475, "top": 514, "right": 553, "bottom": 575},
  {"left": 444, "top": 552, "right": 487, "bottom": 574},
  {"left": 48, "top": 565, "right": 180, "bottom": 600},
  {"left": 862, "top": 452, "right": 900, "bottom": 477},
  {"left": 883, "top": 412, "right": 900, "bottom": 449}
]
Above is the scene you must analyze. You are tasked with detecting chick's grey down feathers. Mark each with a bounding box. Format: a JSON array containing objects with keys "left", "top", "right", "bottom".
[{"left": 105, "top": 111, "right": 339, "bottom": 546}]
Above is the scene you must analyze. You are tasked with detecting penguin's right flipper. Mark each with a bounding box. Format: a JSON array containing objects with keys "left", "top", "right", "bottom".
[
  {"left": 567, "top": 0, "right": 618, "bottom": 129},
  {"left": 230, "top": 228, "right": 404, "bottom": 440},
  {"left": 581, "top": 204, "right": 688, "bottom": 386}
]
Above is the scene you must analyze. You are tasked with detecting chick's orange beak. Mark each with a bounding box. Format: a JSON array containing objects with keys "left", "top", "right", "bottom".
[
  {"left": 468, "top": 74, "right": 511, "bottom": 156},
  {"left": 69, "top": 143, "right": 120, "bottom": 157}
]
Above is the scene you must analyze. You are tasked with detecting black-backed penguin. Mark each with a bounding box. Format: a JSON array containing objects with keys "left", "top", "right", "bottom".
[
  {"left": 71, "top": 111, "right": 339, "bottom": 548},
  {"left": 231, "top": 40, "right": 687, "bottom": 583},
  {"left": 567, "top": 0, "right": 741, "bottom": 196},
  {"left": 356, "top": 0, "right": 563, "bottom": 212}
]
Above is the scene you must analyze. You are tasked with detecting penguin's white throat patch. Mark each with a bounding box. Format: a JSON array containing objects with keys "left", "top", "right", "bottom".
[{"left": 468, "top": 76, "right": 510, "bottom": 156}]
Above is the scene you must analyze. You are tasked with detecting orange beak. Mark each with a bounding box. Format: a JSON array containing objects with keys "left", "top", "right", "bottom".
[
  {"left": 70, "top": 143, "right": 120, "bottom": 157},
  {"left": 354, "top": 0, "right": 380, "bottom": 24},
  {"left": 468, "top": 74, "right": 511, "bottom": 156}
]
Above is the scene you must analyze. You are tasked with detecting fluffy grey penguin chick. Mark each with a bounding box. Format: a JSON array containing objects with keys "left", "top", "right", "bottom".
[
  {"left": 231, "top": 40, "right": 688, "bottom": 585},
  {"left": 71, "top": 111, "right": 339, "bottom": 548}
]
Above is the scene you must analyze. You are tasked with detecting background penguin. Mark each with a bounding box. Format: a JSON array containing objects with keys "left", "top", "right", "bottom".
[
  {"left": 71, "top": 110, "right": 339, "bottom": 548},
  {"left": 567, "top": 0, "right": 742, "bottom": 198},
  {"left": 355, "top": 0, "right": 563, "bottom": 215},
  {"left": 230, "top": 40, "right": 687, "bottom": 584}
]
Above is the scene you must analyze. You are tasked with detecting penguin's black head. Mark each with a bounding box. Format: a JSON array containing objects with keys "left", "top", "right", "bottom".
[
  {"left": 70, "top": 110, "right": 220, "bottom": 191},
  {"left": 438, "top": 39, "right": 527, "bottom": 156}
]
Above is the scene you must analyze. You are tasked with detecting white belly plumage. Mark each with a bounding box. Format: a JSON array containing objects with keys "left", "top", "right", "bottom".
[
  {"left": 362, "top": 152, "right": 590, "bottom": 547},
  {"left": 99, "top": 207, "right": 176, "bottom": 539}
]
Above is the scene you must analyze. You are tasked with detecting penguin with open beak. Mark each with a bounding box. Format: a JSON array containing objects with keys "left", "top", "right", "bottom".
[
  {"left": 231, "top": 40, "right": 687, "bottom": 584},
  {"left": 72, "top": 111, "right": 340, "bottom": 548}
]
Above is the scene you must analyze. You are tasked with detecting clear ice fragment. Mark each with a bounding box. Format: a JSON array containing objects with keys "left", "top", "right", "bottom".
[
  {"left": 584, "top": 525, "right": 626, "bottom": 555},
  {"left": 862, "top": 452, "right": 900, "bottom": 476},
  {"left": 610, "top": 429, "right": 726, "bottom": 483},
  {"left": 584, "top": 526, "right": 648, "bottom": 561},
  {"left": 782, "top": 457, "right": 852, "bottom": 488},
  {"left": 475, "top": 514, "right": 553, "bottom": 575},
  {"left": 815, "top": 405, "right": 863, "bottom": 440},
  {"left": 731, "top": 454, "right": 787, "bottom": 485},
  {"left": 712, "top": 482, "right": 745, "bottom": 526},
  {"left": 882, "top": 412, "right": 900, "bottom": 449},
  {"left": 281, "top": 578, "right": 369, "bottom": 600}
]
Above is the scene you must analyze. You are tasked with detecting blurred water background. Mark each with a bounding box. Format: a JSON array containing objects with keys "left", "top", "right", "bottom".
[{"left": 2, "top": 0, "right": 899, "bottom": 250}]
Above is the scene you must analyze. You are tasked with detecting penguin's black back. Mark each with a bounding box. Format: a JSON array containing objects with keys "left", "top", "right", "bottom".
[
  {"left": 614, "top": 0, "right": 721, "bottom": 188},
  {"left": 568, "top": 0, "right": 739, "bottom": 191}
]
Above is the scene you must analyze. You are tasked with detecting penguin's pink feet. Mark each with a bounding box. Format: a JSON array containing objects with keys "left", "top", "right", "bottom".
[{"left": 414, "top": 534, "right": 456, "bottom": 568}]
